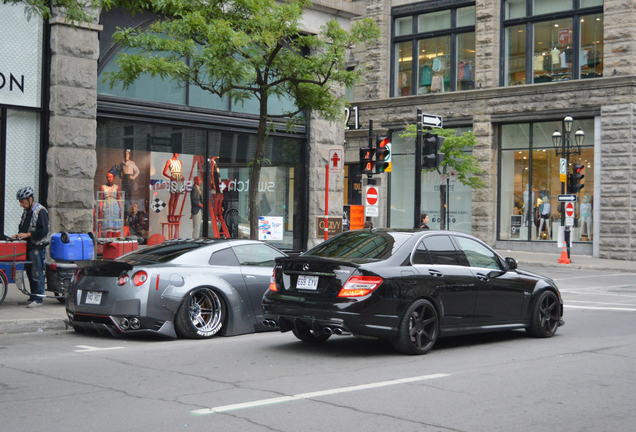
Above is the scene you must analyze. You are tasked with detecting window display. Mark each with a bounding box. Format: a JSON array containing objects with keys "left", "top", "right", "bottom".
[
  {"left": 418, "top": 36, "right": 451, "bottom": 95},
  {"left": 498, "top": 121, "right": 595, "bottom": 243},
  {"left": 533, "top": 19, "right": 573, "bottom": 83},
  {"left": 96, "top": 119, "right": 303, "bottom": 249},
  {"left": 395, "top": 41, "right": 413, "bottom": 96},
  {"left": 580, "top": 14, "right": 603, "bottom": 79}
]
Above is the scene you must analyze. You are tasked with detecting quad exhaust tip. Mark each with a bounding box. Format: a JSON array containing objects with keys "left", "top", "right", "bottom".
[
  {"left": 119, "top": 317, "right": 130, "bottom": 330},
  {"left": 262, "top": 319, "right": 278, "bottom": 327}
]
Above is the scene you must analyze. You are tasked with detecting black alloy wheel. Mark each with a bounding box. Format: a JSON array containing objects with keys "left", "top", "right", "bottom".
[
  {"left": 394, "top": 299, "right": 439, "bottom": 355},
  {"left": 175, "top": 288, "right": 225, "bottom": 339},
  {"left": 528, "top": 290, "right": 560, "bottom": 338},
  {"left": 291, "top": 323, "right": 331, "bottom": 343}
]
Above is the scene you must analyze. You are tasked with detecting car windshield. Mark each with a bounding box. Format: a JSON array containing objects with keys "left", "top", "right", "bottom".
[
  {"left": 119, "top": 242, "right": 202, "bottom": 264},
  {"left": 305, "top": 231, "right": 413, "bottom": 260}
]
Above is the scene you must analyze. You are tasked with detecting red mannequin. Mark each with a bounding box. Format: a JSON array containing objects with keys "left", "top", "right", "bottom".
[{"left": 162, "top": 153, "right": 184, "bottom": 223}]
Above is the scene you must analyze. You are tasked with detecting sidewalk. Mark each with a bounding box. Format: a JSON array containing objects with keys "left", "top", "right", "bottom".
[
  {"left": 495, "top": 249, "right": 636, "bottom": 273},
  {"left": 0, "top": 284, "right": 68, "bottom": 335}
]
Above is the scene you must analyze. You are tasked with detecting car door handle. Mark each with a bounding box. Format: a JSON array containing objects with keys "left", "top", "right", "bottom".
[
  {"left": 428, "top": 270, "right": 443, "bottom": 278},
  {"left": 476, "top": 273, "right": 489, "bottom": 282},
  {"left": 244, "top": 275, "right": 257, "bottom": 279}
]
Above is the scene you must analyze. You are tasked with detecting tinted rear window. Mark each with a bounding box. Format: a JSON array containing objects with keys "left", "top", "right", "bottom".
[
  {"left": 119, "top": 242, "right": 202, "bottom": 264},
  {"left": 305, "top": 231, "right": 412, "bottom": 260}
]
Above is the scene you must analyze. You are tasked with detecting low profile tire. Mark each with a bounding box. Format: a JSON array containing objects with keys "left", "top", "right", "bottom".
[
  {"left": 72, "top": 325, "right": 84, "bottom": 334},
  {"left": 393, "top": 299, "right": 439, "bottom": 355},
  {"left": 528, "top": 290, "right": 560, "bottom": 338},
  {"left": 175, "top": 288, "right": 225, "bottom": 339},
  {"left": 291, "top": 324, "right": 331, "bottom": 343}
]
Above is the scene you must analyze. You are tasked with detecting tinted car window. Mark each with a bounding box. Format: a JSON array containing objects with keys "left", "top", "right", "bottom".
[
  {"left": 422, "top": 235, "right": 466, "bottom": 266},
  {"left": 119, "top": 242, "right": 202, "bottom": 263},
  {"left": 306, "top": 231, "right": 413, "bottom": 260},
  {"left": 412, "top": 241, "right": 432, "bottom": 265},
  {"left": 209, "top": 248, "right": 240, "bottom": 266},
  {"left": 233, "top": 244, "right": 284, "bottom": 267},
  {"left": 455, "top": 236, "right": 501, "bottom": 270}
]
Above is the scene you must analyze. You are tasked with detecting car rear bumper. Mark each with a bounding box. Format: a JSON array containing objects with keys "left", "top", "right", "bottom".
[
  {"left": 66, "top": 311, "right": 177, "bottom": 338},
  {"left": 262, "top": 296, "right": 400, "bottom": 339}
]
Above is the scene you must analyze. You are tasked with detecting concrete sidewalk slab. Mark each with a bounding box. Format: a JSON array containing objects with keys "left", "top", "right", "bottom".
[
  {"left": 496, "top": 249, "right": 636, "bottom": 273},
  {"left": 0, "top": 284, "right": 67, "bottom": 335}
]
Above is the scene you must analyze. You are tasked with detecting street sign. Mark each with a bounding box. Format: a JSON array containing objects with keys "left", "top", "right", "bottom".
[
  {"left": 565, "top": 202, "right": 575, "bottom": 217},
  {"left": 565, "top": 217, "right": 575, "bottom": 227},
  {"left": 365, "top": 185, "right": 379, "bottom": 217},
  {"left": 560, "top": 158, "right": 567, "bottom": 183},
  {"left": 329, "top": 149, "right": 342, "bottom": 172},
  {"left": 557, "top": 194, "right": 577, "bottom": 202},
  {"left": 419, "top": 113, "right": 443, "bottom": 128}
]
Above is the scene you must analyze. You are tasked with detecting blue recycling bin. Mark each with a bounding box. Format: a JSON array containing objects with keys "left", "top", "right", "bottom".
[{"left": 50, "top": 233, "right": 94, "bottom": 261}]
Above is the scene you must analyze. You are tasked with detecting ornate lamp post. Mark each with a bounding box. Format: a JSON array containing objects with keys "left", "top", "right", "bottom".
[{"left": 552, "top": 116, "right": 585, "bottom": 261}]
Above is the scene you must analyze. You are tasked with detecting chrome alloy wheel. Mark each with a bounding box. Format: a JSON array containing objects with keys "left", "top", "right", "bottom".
[{"left": 188, "top": 289, "right": 223, "bottom": 333}]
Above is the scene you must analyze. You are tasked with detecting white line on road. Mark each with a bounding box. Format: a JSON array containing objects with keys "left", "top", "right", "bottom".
[
  {"left": 568, "top": 300, "right": 636, "bottom": 307},
  {"left": 191, "top": 373, "right": 450, "bottom": 415},
  {"left": 564, "top": 305, "right": 636, "bottom": 312},
  {"left": 74, "top": 345, "right": 126, "bottom": 353},
  {"left": 554, "top": 273, "right": 636, "bottom": 281}
]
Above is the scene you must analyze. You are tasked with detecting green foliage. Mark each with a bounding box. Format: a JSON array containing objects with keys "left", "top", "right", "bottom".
[{"left": 400, "top": 125, "right": 487, "bottom": 189}]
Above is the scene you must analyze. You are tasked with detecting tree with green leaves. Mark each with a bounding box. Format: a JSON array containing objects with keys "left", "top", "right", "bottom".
[
  {"left": 3, "top": 0, "right": 379, "bottom": 239},
  {"left": 400, "top": 126, "right": 486, "bottom": 230}
]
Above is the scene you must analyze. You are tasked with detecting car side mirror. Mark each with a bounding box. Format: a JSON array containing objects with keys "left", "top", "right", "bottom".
[{"left": 505, "top": 257, "right": 518, "bottom": 271}]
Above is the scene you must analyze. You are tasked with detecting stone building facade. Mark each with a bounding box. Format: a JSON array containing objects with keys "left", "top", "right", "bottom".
[{"left": 345, "top": 0, "right": 636, "bottom": 260}]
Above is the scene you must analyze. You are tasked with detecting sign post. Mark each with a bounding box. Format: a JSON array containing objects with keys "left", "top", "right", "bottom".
[{"left": 365, "top": 185, "right": 379, "bottom": 218}]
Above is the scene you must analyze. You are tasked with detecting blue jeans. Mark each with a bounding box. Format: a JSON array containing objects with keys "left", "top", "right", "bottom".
[{"left": 26, "top": 247, "right": 46, "bottom": 302}]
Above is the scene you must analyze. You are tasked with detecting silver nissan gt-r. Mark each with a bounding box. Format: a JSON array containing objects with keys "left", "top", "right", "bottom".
[{"left": 66, "top": 239, "right": 286, "bottom": 339}]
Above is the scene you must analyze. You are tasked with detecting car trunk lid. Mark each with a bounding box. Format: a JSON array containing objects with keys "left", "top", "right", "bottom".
[{"left": 275, "top": 256, "right": 364, "bottom": 297}]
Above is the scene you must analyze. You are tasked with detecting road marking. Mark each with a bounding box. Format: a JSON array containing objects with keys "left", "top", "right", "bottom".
[
  {"left": 561, "top": 290, "right": 636, "bottom": 298},
  {"left": 554, "top": 273, "right": 635, "bottom": 281},
  {"left": 74, "top": 345, "right": 125, "bottom": 353},
  {"left": 568, "top": 300, "right": 636, "bottom": 307},
  {"left": 564, "top": 305, "right": 636, "bottom": 312},
  {"left": 191, "top": 373, "right": 450, "bottom": 415}
]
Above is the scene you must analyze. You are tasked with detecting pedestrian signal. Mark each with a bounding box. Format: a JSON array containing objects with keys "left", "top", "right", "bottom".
[{"left": 359, "top": 147, "right": 376, "bottom": 176}]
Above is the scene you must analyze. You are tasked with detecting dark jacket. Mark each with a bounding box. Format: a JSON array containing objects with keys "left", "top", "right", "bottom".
[
  {"left": 190, "top": 185, "right": 203, "bottom": 215},
  {"left": 419, "top": 223, "right": 430, "bottom": 230},
  {"left": 18, "top": 203, "right": 49, "bottom": 248}
]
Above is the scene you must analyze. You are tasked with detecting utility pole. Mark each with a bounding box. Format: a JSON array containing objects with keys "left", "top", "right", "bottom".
[{"left": 414, "top": 109, "right": 422, "bottom": 228}]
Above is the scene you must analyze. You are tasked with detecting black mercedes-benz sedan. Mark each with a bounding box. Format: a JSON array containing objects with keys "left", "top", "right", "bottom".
[{"left": 262, "top": 229, "right": 564, "bottom": 355}]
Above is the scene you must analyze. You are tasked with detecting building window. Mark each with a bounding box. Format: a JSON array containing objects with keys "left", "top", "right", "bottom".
[
  {"left": 392, "top": 4, "right": 475, "bottom": 97},
  {"left": 503, "top": 1, "right": 603, "bottom": 85},
  {"left": 498, "top": 120, "right": 595, "bottom": 243}
]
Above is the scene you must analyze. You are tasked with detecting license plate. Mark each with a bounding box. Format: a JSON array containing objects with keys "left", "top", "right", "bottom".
[
  {"left": 296, "top": 275, "right": 319, "bottom": 290},
  {"left": 85, "top": 291, "right": 102, "bottom": 305}
]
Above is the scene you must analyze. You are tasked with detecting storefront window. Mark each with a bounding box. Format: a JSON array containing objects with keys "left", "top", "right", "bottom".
[
  {"left": 533, "top": 18, "right": 573, "bottom": 83},
  {"left": 418, "top": 36, "right": 451, "bottom": 95},
  {"left": 457, "top": 32, "right": 476, "bottom": 91},
  {"left": 391, "top": 4, "right": 475, "bottom": 97},
  {"left": 395, "top": 41, "right": 413, "bottom": 97},
  {"left": 503, "top": 1, "right": 603, "bottom": 85},
  {"left": 95, "top": 119, "right": 303, "bottom": 249},
  {"left": 498, "top": 121, "right": 595, "bottom": 243},
  {"left": 505, "top": 25, "right": 527, "bottom": 86},
  {"left": 580, "top": 14, "right": 603, "bottom": 79}
]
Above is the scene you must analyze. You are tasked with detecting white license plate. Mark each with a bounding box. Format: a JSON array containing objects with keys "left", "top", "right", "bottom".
[
  {"left": 296, "top": 275, "right": 319, "bottom": 290},
  {"left": 85, "top": 291, "right": 102, "bottom": 305}
]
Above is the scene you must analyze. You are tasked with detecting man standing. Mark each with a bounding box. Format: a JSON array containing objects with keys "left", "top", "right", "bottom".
[
  {"left": 190, "top": 176, "right": 204, "bottom": 238},
  {"left": 13, "top": 187, "right": 49, "bottom": 307}
]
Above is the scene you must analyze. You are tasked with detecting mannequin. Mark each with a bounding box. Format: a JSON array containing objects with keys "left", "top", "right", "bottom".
[
  {"left": 522, "top": 185, "right": 536, "bottom": 224},
  {"left": 190, "top": 176, "right": 203, "bottom": 238},
  {"left": 580, "top": 194, "right": 593, "bottom": 240},
  {"left": 100, "top": 172, "right": 122, "bottom": 237},
  {"left": 538, "top": 191, "right": 551, "bottom": 239},
  {"left": 117, "top": 149, "right": 139, "bottom": 215},
  {"left": 162, "top": 153, "right": 184, "bottom": 223}
]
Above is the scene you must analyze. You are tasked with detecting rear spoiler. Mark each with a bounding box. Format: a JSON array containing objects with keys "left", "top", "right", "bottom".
[
  {"left": 275, "top": 255, "right": 364, "bottom": 268},
  {"left": 77, "top": 260, "right": 134, "bottom": 272}
]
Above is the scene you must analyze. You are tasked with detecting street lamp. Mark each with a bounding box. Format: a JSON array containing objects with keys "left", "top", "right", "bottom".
[{"left": 552, "top": 115, "right": 585, "bottom": 262}]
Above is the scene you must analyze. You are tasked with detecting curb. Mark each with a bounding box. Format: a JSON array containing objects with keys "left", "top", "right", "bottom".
[
  {"left": 0, "top": 318, "right": 68, "bottom": 335},
  {"left": 514, "top": 260, "right": 636, "bottom": 273}
]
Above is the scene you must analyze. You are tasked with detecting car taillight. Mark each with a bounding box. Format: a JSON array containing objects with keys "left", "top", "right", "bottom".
[
  {"left": 117, "top": 273, "right": 129, "bottom": 286},
  {"left": 337, "top": 275, "right": 384, "bottom": 298},
  {"left": 132, "top": 271, "right": 148, "bottom": 287},
  {"left": 268, "top": 269, "right": 279, "bottom": 292}
]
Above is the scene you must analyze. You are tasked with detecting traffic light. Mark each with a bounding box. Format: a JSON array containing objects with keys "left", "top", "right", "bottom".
[
  {"left": 568, "top": 164, "right": 585, "bottom": 194},
  {"left": 375, "top": 136, "right": 392, "bottom": 173},
  {"left": 421, "top": 133, "right": 445, "bottom": 169},
  {"left": 359, "top": 147, "right": 376, "bottom": 176}
]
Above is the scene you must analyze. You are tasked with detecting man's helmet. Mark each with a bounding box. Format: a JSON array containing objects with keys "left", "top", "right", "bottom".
[{"left": 16, "top": 186, "right": 34, "bottom": 200}]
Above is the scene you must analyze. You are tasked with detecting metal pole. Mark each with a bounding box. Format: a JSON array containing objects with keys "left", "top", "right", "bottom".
[
  {"left": 414, "top": 109, "right": 422, "bottom": 228},
  {"left": 446, "top": 177, "right": 450, "bottom": 230},
  {"left": 565, "top": 124, "right": 571, "bottom": 259},
  {"left": 324, "top": 164, "right": 329, "bottom": 241}
]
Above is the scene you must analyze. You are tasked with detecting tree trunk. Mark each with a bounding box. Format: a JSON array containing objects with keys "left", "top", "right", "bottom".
[
  {"left": 249, "top": 93, "right": 268, "bottom": 239},
  {"left": 439, "top": 182, "right": 447, "bottom": 230}
]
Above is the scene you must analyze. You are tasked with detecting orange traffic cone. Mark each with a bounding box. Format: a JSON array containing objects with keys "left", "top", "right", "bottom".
[{"left": 557, "top": 248, "right": 571, "bottom": 264}]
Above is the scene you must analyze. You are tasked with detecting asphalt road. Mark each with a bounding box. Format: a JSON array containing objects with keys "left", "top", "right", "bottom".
[{"left": 1, "top": 266, "right": 635, "bottom": 432}]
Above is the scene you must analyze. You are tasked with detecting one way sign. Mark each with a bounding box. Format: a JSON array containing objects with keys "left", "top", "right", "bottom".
[{"left": 419, "top": 113, "right": 443, "bottom": 128}]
